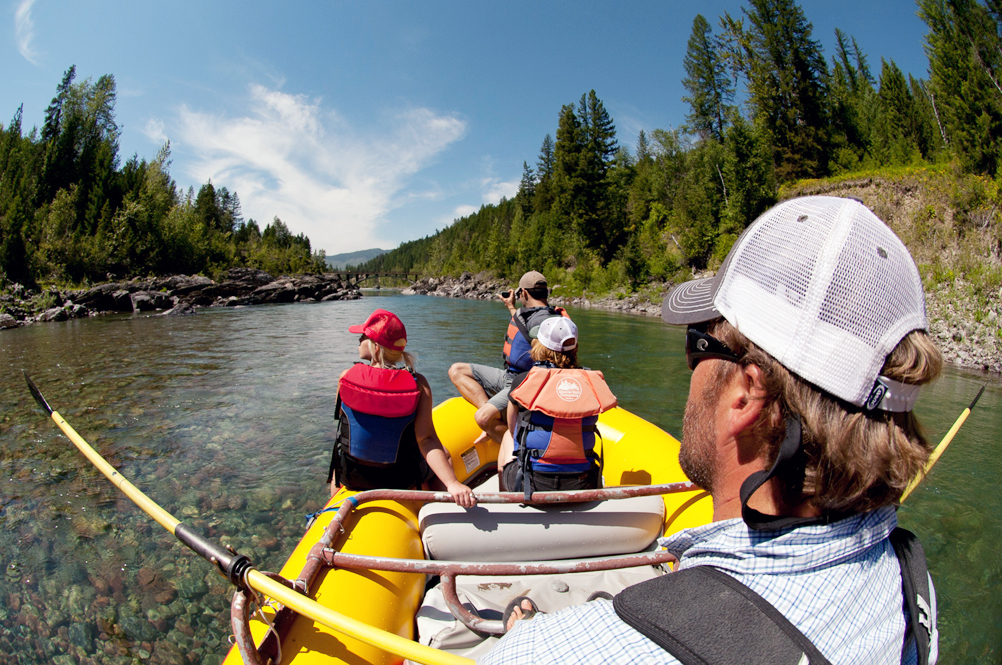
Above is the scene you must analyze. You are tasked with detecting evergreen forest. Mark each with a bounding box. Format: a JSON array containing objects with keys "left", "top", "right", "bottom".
[
  {"left": 5, "top": 0, "right": 1002, "bottom": 298},
  {"left": 0, "top": 67, "right": 326, "bottom": 290},
  {"left": 361, "top": 0, "right": 1002, "bottom": 298}
]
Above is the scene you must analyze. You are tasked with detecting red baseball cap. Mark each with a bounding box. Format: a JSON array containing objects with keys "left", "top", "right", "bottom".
[{"left": 348, "top": 309, "right": 407, "bottom": 349}]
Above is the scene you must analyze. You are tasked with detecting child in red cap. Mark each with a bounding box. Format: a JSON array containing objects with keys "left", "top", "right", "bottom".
[{"left": 327, "top": 309, "right": 475, "bottom": 507}]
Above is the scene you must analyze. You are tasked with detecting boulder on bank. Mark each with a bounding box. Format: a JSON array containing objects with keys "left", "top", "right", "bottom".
[
  {"left": 1, "top": 271, "right": 363, "bottom": 331},
  {"left": 130, "top": 291, "right": 175, "bottom": 312}
]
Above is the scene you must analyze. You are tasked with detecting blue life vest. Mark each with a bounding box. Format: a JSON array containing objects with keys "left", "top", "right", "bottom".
[{"left": 502, "top": 306, "right": 568, "bottom": 373}]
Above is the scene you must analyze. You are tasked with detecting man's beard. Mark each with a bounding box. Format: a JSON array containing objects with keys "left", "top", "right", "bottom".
[{"left": 680, "top": 377, "right": 718, "bottom": 493}]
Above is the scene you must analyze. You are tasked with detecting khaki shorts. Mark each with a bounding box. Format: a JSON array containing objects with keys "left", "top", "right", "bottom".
[{"left": 469, "top": 363, "right": 514, "bottom": 413}]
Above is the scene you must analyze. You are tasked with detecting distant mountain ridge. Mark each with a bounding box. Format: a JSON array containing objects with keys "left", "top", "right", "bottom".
[{"left": 325, "top": 248, "right": 389, "bottom": 269}]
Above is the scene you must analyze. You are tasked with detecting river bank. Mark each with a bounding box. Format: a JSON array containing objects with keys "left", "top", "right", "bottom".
[
  {"left": 4, "top": 264, "right": 998, "bottom": 376},
  {"left": 403, "top": 271, "right": 1002, "bottom": 376},
  {"left": 0, "top": 268, "right": 360, "bottom": 329}
]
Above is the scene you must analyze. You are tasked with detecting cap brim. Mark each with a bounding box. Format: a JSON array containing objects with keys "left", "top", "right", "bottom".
[
  {"left": 661, "top": 276, "right": 721, "bottom": 325},
  {"left": 347, "top": 323, "right": 365, "bottom": 334}
]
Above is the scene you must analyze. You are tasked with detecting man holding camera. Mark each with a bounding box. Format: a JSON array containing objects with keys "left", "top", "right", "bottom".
[{"left": 448, "top": 270, "right": 565, "bottom": 444}]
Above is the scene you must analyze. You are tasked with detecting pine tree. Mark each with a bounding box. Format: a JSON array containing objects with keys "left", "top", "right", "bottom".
[
  {"left": 920, "top": 0, "right": 1002, "bottom": 174},
  {"left": 874, "top": 59, "right": 919, "bottom": 164},
  {"left": 42, "top": 66, "right": 76, "bottom": 144},
  {"left": 534, "top": 134, "right": 556, "bottom": 212},
  {"left": 636, "top": 130, "right": 652, "bottom": 163},
  {"left": 724, "top": 0, "right": 831, "bottom": 179},
  {"left": 682, "top": 14, "right": 734, "bottom": 140},
  {"left": 515, "top": 161, "right": 536, "bottom": 215},
  {"left": 551, "top": 104, "right": 586, "bottom": 230},
  {"left": 828, "top": 28, "right": 878, "bottom": 170}
]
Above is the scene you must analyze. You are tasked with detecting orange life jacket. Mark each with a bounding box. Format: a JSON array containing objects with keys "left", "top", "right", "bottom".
[{"left": 509, "top": 366, "right": 617, "bottom": 498}]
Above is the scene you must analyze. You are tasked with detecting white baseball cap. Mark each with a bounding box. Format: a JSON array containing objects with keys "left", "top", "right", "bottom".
[
  {"left": 661, "top": 196, "right": 928, "bottom": 411},
  {"left": 537, "top": 316, "right": 578, "bottom": 353}
]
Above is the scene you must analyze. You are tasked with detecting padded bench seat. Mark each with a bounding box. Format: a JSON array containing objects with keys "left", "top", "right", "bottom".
[{"left": 419, "top": 476, "right": 665, "bottom": 562}]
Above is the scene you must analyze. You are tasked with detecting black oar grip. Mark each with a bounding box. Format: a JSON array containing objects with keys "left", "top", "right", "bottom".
[{"left": 175, "top": 523, "right": 254, "bottom": 587}]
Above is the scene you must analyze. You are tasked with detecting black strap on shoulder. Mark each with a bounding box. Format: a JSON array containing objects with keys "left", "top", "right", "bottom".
[
  {"left": 327, "top": 393, "right": 344, "bottom": 484},
  {"left": 511, "top": 310, "right": 532, "bottom": 342},
  {"left": 615, "top": 530, "right": 933, "bottom": 665},
  {"left": 614, "top": 566, "right": 832, "bottom": 665},
  {"left": 890, "top": 528, "right": 932, "bottom": 665}
]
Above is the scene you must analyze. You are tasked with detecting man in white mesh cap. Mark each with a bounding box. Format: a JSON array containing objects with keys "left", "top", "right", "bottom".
[{"left": 481, "top": 197, "right": 940, "bottom": 665}]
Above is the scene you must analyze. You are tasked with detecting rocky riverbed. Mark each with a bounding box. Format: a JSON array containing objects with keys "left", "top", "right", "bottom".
[
  {"left": 0, "top": 268, "right": 361, "bottom": 330},
  {"left": 404, "top": 271, "right": 1002, "bottom": 376}
]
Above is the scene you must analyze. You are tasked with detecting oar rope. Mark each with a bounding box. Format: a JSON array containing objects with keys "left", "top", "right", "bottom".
[
  {"left": 900, "top": 384, "right": 986, "bottom": 503},
  {"left": 23, "top": 372, "right": 472, "bottom": 665}
]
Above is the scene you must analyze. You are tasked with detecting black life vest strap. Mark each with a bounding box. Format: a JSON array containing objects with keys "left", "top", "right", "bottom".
[
  {"left": 614, "top": 566, "right": 832, "bottom": 665},
  {"left": 515, "top": 409, "right": 599, "bottom": 501},
  {"left": 614, "top": 527, "right": 932, "bottom": 665},
  {"left": 327, "top": 392, "right": 345, "bottom": 485},
  {"left": 890, "top": 528, "right": 933, "bottom": 665}
]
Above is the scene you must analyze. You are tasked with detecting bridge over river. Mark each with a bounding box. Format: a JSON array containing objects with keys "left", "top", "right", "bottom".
[{"left": 326, "top": 271, "right": 420, "bottom": 289}]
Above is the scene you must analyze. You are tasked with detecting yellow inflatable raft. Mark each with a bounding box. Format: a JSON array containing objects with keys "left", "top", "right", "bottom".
[{"left": 222, "top": 398, "right": 712, "bottom": 665}]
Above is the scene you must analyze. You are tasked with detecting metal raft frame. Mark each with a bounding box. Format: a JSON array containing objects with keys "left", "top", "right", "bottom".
[{"left": 230, "top": 482, "right": 696, "bottom": 664}]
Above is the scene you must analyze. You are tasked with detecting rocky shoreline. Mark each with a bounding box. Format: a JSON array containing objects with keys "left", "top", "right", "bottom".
[
  {"left": 404, "top": 271, "right": 1002, "bottom": 377},
  {"left": 0, "top": 268, "right": 361, "bottom": 329},
  {"left": 4, "top": 267, "right": 997, "bottom": 376}
]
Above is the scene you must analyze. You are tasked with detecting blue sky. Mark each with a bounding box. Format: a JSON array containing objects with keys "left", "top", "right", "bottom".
[{"left": 5, "top": 1, "right": 931, "bottom": 255}]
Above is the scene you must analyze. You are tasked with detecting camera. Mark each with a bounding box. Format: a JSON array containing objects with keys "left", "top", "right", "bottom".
[{"left": 500, "top": 291, "right": 511, "bottom": 298}]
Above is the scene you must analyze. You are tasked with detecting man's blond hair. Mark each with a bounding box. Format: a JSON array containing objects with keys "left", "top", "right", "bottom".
[{"left": 710, "top": 319, "right": 942, "bottom": 514}]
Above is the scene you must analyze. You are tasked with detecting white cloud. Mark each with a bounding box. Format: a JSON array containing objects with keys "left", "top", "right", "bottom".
[
  {"left": 160, "top": 84, "right": 466, "bottom": 253},
  {"left": 143, "top": 119, "right": 168, "bottom": 145},
  {"left": 452, "top": 204, "right": 478, "bottom": 219},
  {"left": 481, "top": 177, "right": 519, "bottom": 205},
  {"left": 15, "top": 0, "right": 40, "bottom": 65}
]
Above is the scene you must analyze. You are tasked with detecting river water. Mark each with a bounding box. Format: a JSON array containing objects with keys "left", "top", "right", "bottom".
[{"left": 0, "top": 292, "right": 999, "bottom": 663}]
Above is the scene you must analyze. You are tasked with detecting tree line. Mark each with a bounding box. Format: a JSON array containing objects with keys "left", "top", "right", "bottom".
[
  {"left": 362, "top": 0, "right": 1002, "bottom": 295},
  {"left": 0, "top": 66, "right": 325, "bottom": 289}
]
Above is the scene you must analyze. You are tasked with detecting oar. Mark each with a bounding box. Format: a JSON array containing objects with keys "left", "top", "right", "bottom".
[
  {"left": 900, "top": 384, "right": 986, "bottom": 502},
  {"left": 23, "top": 371, "right": 472, "bottom": 665}
]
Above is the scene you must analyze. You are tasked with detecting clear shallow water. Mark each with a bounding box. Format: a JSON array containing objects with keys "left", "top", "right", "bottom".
[{"left": 0, "top": 293, "right": 999, "bottom": 663}]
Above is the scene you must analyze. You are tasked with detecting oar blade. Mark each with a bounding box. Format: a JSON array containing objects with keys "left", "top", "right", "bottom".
[{"left": 23, "top": 371, "right": 53, "bottom": 416}]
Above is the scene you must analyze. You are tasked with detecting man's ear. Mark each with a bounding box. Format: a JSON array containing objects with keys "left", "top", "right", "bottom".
[{"left": 723, "top": 363, "right": 767, "bottom": 439}]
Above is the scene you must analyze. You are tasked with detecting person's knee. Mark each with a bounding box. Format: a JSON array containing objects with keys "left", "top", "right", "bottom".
[
  {"left": 475, "top": 404, "right": 501, "bottom": 430},
  {"left": 448, "top": 362, "right": 471, "bottom": 383}
]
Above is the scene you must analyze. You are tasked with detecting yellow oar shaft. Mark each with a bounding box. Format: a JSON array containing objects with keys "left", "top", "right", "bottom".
[
  {"left": 246, "top": 570, "right": 473, "bottom": 665},
  {"left": 900, "top": 385, "right": 985, "bottom": 502},
  {"left": 50, "top": 410, "right": 181, "bottom": 534},
  {"left": 28, "top": 379, "right": 474, "bottom": 665}
]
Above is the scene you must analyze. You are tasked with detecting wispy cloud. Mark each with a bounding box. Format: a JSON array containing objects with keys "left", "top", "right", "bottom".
[
  {"left": 154, "top": 84, "right": 466, "bottom": 253},
  {"left": 481, "top": 177, "right": 519, "bottom": 205},
  {"left": 15, "top": 0, "right": 40, "bottom": 65},
  {"left": 452, "top": 204, "right": 478, "bottom": 219}
]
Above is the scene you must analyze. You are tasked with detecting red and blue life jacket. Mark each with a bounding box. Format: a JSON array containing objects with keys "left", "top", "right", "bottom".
[
  {"left": 502, "top": 306, "right": 568, "bottom": 374},
  {"left": 336, "top": 363, "right": 420, "bottom": 465}
]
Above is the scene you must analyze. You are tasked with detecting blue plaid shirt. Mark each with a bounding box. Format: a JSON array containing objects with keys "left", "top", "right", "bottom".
[{"left": 479, "top": 506, "right": 937, "bottom": 664}]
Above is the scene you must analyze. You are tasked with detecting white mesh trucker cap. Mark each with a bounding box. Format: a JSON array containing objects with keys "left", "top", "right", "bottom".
[
  {"left": 661, "top": 196, "right": 928, "bottom": 409},
  {"left": 537, "top": 316, "right": 578, "bottom": 352}
]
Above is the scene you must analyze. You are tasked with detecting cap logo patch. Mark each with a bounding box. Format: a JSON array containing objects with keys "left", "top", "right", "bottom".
[
  {"left": 555, "top": 377, "right": 583, "bottom": 402},
  {"left": 865, "top": 381, "right": 887, "bottom": 411}
]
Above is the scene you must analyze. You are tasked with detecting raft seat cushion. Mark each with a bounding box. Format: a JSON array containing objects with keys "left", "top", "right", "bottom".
[{"left": 419, "top": 477, "right": 665, "bottom": 562}]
